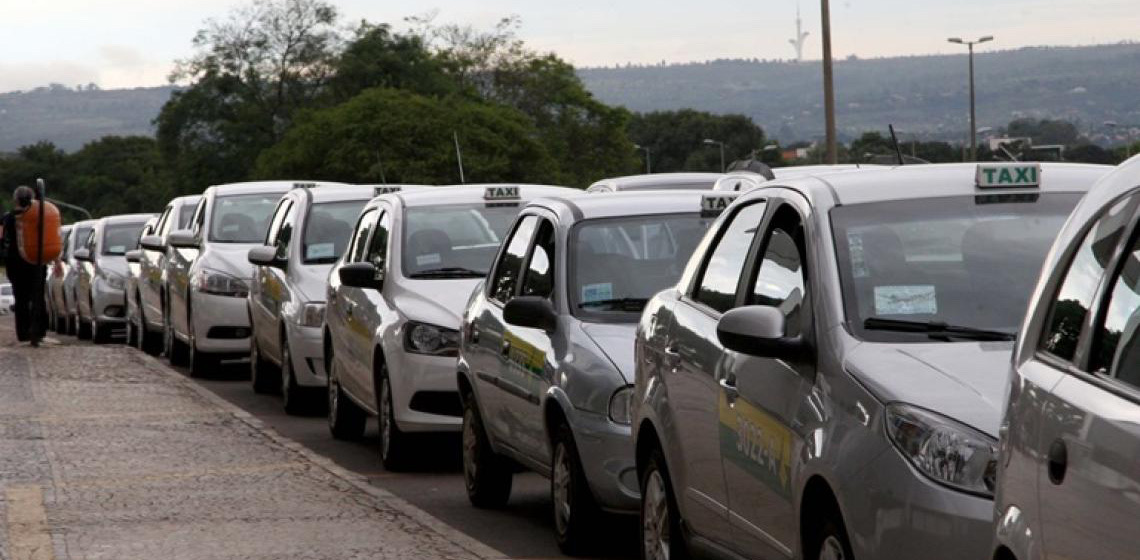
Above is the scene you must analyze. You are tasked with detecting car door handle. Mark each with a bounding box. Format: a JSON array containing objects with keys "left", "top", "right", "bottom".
[
  {"left": 719, "top": 378, "right": 739, "bottom": 402},
  {"left": 1047, "top": 439, "right": 1068, "bottom": 485}
]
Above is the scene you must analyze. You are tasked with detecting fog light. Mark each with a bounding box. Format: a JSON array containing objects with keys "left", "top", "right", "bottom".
[{"left": 104, "top": 305, "right": 124, "bottom": 318}]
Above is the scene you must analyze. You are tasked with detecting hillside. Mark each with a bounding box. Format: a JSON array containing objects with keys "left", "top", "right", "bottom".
[{"left": 0, "top": 85, "right": 177, "bottom": 152}]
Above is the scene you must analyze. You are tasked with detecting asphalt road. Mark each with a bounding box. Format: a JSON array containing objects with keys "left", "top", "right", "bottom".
[{"left": 165, "top": 356, "right": 640, "bottom": 560}]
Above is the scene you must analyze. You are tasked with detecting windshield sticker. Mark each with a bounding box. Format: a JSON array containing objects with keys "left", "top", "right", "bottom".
[
  {"left": 416, "top": 253, "right": 441, "bottom": 266},
  {"left": 581, "top": 282, "right": 613, "bottom": 303},
  {"left": 847, "top": 232, "right": 868, "bottom": 278},
  {"left": 306, "top": 243, "right": 335, "bottom": 260},
  {"left": 874, "top": 285, "right": 937, "bottom": 315},
  {"left": 109, "top": 245, "right": 126, "bottom": 254}
]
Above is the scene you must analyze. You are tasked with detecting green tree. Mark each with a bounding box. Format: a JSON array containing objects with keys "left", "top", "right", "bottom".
[
  {"left": 254, "top": 89, "right": 556, "bottom": 185},
  {"left": 67, "top": 136, "right": 170, "bottom": 217},
  {"left": 628, "top": 110, "right": 767, "bottom": 173},
  {"left": 1007, "top": 118, "right": 1081, "bottom": 146},
  {"left": 1065, "top": 144, "right": 1119, "bottom": 165},
  {"left": 327, "top": 22, "right": 456, "bottom": 103}
]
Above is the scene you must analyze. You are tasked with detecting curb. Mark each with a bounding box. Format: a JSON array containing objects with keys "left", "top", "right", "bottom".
[{"left": 133, "top": 350, "right": 508, "bottom": 560}]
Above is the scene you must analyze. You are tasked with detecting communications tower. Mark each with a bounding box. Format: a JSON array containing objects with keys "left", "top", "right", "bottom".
[{"left": 789, "top": 4, "right": 810, "bottom": 62}]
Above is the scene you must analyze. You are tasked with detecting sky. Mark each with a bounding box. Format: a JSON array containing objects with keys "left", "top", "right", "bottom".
[{"left": 0, "top": 0, "right": 1136, "bottom": 93}]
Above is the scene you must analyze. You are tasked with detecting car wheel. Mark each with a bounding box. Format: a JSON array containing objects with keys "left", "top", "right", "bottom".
[
  {"left": 808, "top": 510, "right": 854, "bottom": 560},
  {"left": 552, "top": 421, "right": 600, "bottom": 554},
  {"left": 327, "top": 356, "right": 365, "bottom": 440},
  {"left": 281, "top": 335, "right": 310, "bottom": 415},
  {"left": 77, "top": 317, "right": 92, "bottom": 340},
  {"left": 92, "top": 320, "right": 109, "bottom": 344},
  {"left": 165, "top": 308, "right": 189, "bottom": 366},
  {"left": 462, "top": 395, "right": 513, "bottom": 508},
  {"left": 641, "top": 447, "right": 688, "bottom": 560},
  {"left": 54, "top": 310, "right": 67, "bottom": 334},
  {"left": 377, "top": 366, "right": 410, "bottom": 471},
  {"left": 187, "top": 310, "right": 215, "bottom": 378},
  {"left": 250, "top": 337, "right": 280, "bottom": 394}
]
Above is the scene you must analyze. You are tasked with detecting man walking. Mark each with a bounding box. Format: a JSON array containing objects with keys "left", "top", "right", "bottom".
[{"left": 3, "top": 186, "right": 49, "bottom": 345}]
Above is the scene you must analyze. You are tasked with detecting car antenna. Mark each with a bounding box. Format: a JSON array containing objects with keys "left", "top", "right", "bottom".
[{"left": 888, "top": 124, "right": 905, "bottom": 166}]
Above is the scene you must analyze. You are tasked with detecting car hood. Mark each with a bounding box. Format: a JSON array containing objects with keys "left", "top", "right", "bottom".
[
  {"left": 844, "top": 341, "right": 1014, "bottom": 437},
  {"left": 579, "top": 322, "right": 637, "bottom": 384},
  {"left": 392, "top": 278, "right": 482, "bottom": 329},
  {"left": 294, "top": 263, "right": 333, "bottom": 303},
  {"left": 201, "top": 243, "right": 259, "bottom": 279},
  {"left": 96, "top": 256, "right": 129, "bottom": 277}
]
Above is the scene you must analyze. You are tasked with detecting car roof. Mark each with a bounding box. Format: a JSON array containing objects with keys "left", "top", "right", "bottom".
[
  {"left": 171, "top": 194, "right": 202, "bottom": 206},
  {"left": 71, "top": 219, "right": 97, "bottom": 228},
  {"left": 384, "top": 184, "right": 577, "bottom": 208},
  {"left": 530, "top": 190, "right": 723, "bottom": 222},
  {"left": 100, "top": 213, "right": 156, "bottom": 225},
  {"left": 305, "top": 184, "right": 427, "bottom": 204},
  {"left": 742, "top": 162, "right": 1111, "bottom": 207},
  {"left": 771, "top": 164, "right": 882, "bottom": 178},
  {"left": 206, "top": 180, "right": 342, "bottom": 197},
  {"left": 588, "top": 173, "right": 723, "bottom": 191}
]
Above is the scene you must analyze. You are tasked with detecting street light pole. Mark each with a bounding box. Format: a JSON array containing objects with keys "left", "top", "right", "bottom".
[
  {"left": 948, "top": 35, "right": 993, "bottom": 162},
  {"left": 703, "top": 139, "right": 726, "bottom": 172},
  {"left": 634, "top": 144, "right": 652, "bottom": 174},
  {"left": 821, "top": 0, "right": 837, "bottom": 164}
]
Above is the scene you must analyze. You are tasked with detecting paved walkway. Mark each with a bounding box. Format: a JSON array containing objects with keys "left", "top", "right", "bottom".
[{"left": 0, "top": 325, "right": 504, "bottom": 560}]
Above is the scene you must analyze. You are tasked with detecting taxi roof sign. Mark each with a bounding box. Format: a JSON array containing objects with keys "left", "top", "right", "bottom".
[
  {"left": 701, "top": 194, "right": 738, "bottom": 216},
  {"left": 374, "top": 186, "right": 402, "bottom": 195},
  {"left": 976, "top": 163, "right": 1041, "bottom": 189},
  {"left": 484, "top": 186, "right": 520, "bottom": 200}
]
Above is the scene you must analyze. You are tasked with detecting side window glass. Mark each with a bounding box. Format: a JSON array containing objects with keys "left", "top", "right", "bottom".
[
  {"left": 155, "top": 208, "right": 172, "bottom": 237},
  {"left": 366, "top": 212, "right": 391, "bottom": 272},
  {"left": 521, "top": 220, "right": 555, "bottom": 300},
  {"left": 748, "top": 222, "right": 807, "bottom": 336},
  {"left": 191, "top": 200, "right": 206, "bottom": 237},
  {"left": 1091, "top": 233, "right": 1140, "bottom": 386},
  {"left": 265, "top": 200, "right": 290, "bottom": 245},
  {"left": 695, "top": 202, "right": 768, "bottom": 313},
  {"left": 1042, "top": 197, "right": 1138, "bottom": 361},
  {"left": 276, "top": 202, "right": 297, "bottom": 259},
  {"left": 349, "top": 209, "right": 378, "bottom": 263},
  {"left": 490, "top": 216, "right": 539, "bottom": 304}
]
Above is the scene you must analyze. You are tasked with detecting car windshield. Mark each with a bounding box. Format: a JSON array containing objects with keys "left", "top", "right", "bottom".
[
  {"left": 832, "top": 193, "right": 1083, "bottom": 342},
  {"left": 102, "top": 222, "right": 147, "bottom": 256},
  {"left": 572, "top": 213, "right": 716, "bottom": 321},
  {"left": 209, "top": 193, "right": 282, "bottom": 243},
  {"left": 304, "top": 200, "right": 369, "bottom": 264},
  {"left": 178, "top": 202, "right": 198, "bottom": 229},
  {"left": 402, "top": 203, "right": 519, "bottom": 277}
]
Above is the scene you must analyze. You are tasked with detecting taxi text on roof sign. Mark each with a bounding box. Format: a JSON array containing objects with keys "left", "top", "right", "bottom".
[
  {"left": 701, "top": 194, "right": 738, "bottom": 216},
  {"left": 976, "top": 163, "right": 1042, "bottom": 189},
  {"left": 374, "top": 186, "right": 402, "bottom": 195},
  {"left": 484, "top": 186, "right": 520, "bottom": 200}
]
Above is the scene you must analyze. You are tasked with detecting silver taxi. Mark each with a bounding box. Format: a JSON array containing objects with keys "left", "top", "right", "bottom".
[
  {"left": 713, "top": 165, "right": 883, "bottom": 193},
  {"left": 136, "top": 195, "right": 201, "bottom": 355},
  {"left": 125, "top": 216, "right": 159, "bottom": 347},
  {"left": 57, "top": 219, "right": 95, "bottom": 335},
  {"left": 46, "top": 224, "right": 72, "bottom": 332},
  {"left": 247, "top": 184, "right": 413, "bottom": 414},
  {"left": 995, "top": 156, "right": 1140, "bottom": 560},
  {"left": 74, "top": 214, "right": 153, "bottom": 343},
  {"left": 633, "top": 162, "right": 1110, "bottom": 560},
  {"left": 457, "top": 190, "right": 733, "bottom": 552},
  {"left": 587, "top": 173, "right": 723, "bottom": 193},
  {"left": 324, "top": 184, "right": 577, "bottom": 470}
]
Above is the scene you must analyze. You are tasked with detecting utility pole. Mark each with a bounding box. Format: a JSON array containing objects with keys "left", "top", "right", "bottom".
[
  {"left": 821, "top": 0, "right": 837, "bottom": 164},
  {"left": 948, "top": 36, "right": 993, "bottom": 161},
  {"left": 789, "top": 4, "right": 810, "bottom": 62},
  {"left": 634, "top": 144, "right": 652, "bottom": 174},
  {"left": 703, "top": 139, "right": 726, "bottom": 172},
  {"left": 453, "top": 131, "right": 466, "bottom": 184}
]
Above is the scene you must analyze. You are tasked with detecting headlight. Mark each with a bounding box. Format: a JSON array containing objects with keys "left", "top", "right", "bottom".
[
  {"left": 608, "top": 385, "right": 634, "bottom": 425},
  {"left": 299, "top": 302, "right": 326, "bottom": 328},
  {"left": 885, "top": 403, "right": 997, "bottom": 497},
  {"left": 403, "top": 321, "right": 459, "bottom": 356},
  {"left": 192, "top": 268, "right": 249, "bottom": 298},
  {"left": 100, "top": 270, "right": 126, "bottom": 290}
]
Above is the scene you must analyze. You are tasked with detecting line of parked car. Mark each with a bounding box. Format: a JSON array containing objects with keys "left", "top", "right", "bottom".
[{"left": 42, "top": 158, "right": 1140, "bottom": 560}]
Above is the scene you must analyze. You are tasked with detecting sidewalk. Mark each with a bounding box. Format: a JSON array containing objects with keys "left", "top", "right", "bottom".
[{"left": 0, "top": 323, "right": 504, "bottom": 560}]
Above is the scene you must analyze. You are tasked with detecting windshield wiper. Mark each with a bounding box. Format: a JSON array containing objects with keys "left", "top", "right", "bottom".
[
  {"left": 578, "top": 298, "right": 649, "bottom": 312},
  {"left": 408, "top": 267, "right": 485, "bottom": 279},
  {"left": 863, "top": 317, "right": 1016, "bottom": 342}
]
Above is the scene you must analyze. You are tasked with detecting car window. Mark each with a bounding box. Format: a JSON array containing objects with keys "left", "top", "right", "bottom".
[
  {"left": 102, "top": 222, "right": 146, "bottom": 256},
  {"left": 265, "top": 199, "right": 292, "bottom": 246},
  {"left": 748, "top": 218, "right": 807, "bottom": 337},
  {"left": 348, "top": 209, "right": 378, "bottom": 264},
  {"left": 71, "top": 226, "right": 92, "bottom": 256},
  {"left": 403, "top": 203, "right": 519, "bottom": 277},
  {"left": 694, "top": 202, "right": 769, "bottom": 313},
  {"left": 520, "top": 219, "right": 555, "bottom": 300},
  {"left": 304, "top": 200, "right": 369, "bottom": 264},
  {"left": 1042, "top": 197, "right": 1139, "bottom": 361},
  {"left": 1090, "top": 229, "right": 1140, "bottom": 387},
  {"left": 490, "top": 216, "right": 539, "bottom": 304},
  {"left": 209, "top": 193, "right": 282, "bottom": 243},
  {"left": 274, "top": 201, "right": 298, "bottom": 260},
  {"left": 155, "top": 207, "right": 172, "bottom": 237},
  {"left": 177, "top": 202, "right": 197, "bottom": 230},
  {"left": 366, "top": 212, "right": 392, "bottom": 272},
  {"left": 190, "top": 199, "right": 205, "bottom": 237}
]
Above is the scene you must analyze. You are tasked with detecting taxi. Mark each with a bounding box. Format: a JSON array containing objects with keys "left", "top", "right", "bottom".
[
  {"left": 46, "top": 224, "right": 72, "bottom": 333},
  {"left": 632, "top": 162, "right": 1110, "bottom": 560},
  {"left": 713, "top": 164, "right": 882, "bottom": 193},
  {"left": 56, "top": 219, "right": 95, "bottom": 335},
  {"left": 457, "top": 190, "right": 734, "bottom": 552},
  {"left": 136, "top": 195, "right": 202, "bottom": 355},
  {"left": 74, "top": 213, "right": 154, "bottom": 343},
  {"left": 125, "top": 216, "right": 159, "bottom": 347},
  {"left": 247, "top": 184, "right": 417, "bottom": 414},
  {"left": 324, "top": 184, "right": 578, "bottom": 470},
  {"left": 995, "top": 156, "right": 1140, "bottom": 560},
  {"left": 587, "top": 172, "right": 722, "bottom": 193}
]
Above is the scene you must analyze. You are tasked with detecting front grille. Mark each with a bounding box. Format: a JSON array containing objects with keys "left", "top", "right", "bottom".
[
  {"left": 408, "top": 391, "right": 462, "bottom": 417},
  {"left": 206, "top": 326, "right": 251, "bottom": 339}
]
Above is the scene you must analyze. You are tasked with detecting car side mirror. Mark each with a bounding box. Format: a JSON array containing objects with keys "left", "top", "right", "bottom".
[
  {"left": 248, "top": 245, "right": 287, "bottom": 269},
  {"left": 339, "top": 262, "right": 383, "bottom": 290},
  {"left": 125, "top": 250, "right": 143, "bottom": 263},
  {"left": 140, "top": 234, "right": 165, "bottom": 251},
  {"left": 504, "top": 296, "right": 557, "bottom": 333},
  {"left": 716, "top": 305, "right": 808, "bottom": 358},
  {"left": 74, "top": 248, "right": 92, "bottom": 262},
  {"left": 168, "top": 230, "right": 199, "bottom": 249}
]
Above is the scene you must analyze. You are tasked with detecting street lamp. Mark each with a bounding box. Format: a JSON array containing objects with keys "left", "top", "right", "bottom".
[
  {"left": 821, "top": 0, "right": 837, "bottom": 164},
  {"left": 633, "top": 144, "right": 652, "bottom": 174},
  {"left": 703, "top": 138, "right": 726, "bottom": 172},
  {"left": 948, "top": 35, "right": 994, "bottom": 162}
]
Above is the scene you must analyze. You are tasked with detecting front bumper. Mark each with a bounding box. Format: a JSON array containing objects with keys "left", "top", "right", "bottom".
[
  {"left": 91, "top": 280, "right": 126, "bottom": 323},
  {"left": 567, "top": 408, "right": 639, "bottom": 513},
  {"left": 389, "top": 350, "right": 462, "bottom": 433},
  {"left": 845, "top": 444, "right": 993, "bottom": 560},
  {"left": 287, "top": 324, "right": 327, "bottom": 387},
  {"left": 190, "top": 291, "right": 252, "bottom": 354}
]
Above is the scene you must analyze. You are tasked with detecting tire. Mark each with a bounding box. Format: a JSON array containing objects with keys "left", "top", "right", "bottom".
[
  {"left": 138, "top": 306, "right": 162, "bottom": 356},
  {"left": 327, "top": 356, "right": 366, "bottom": 440},
  {"left": 640, "top": 447, "right": 688, "bottom": 560},
  {"left": 462, "top": 395, "right": 513, "bottom": 508},
  {"left": 165, "top": 310, "right": 189, "bottom": 366},
  {"left": 77, "top": 317, "right": 92, "bottom": 340},
  {"left": 250, "top": 337, "right": 280, "bottom": 394},
  {"left": 377, "top": 364, "right": 410, "bottom": 471},
  {"left": 92, "top": 320, "right": 110, "bottom": 344},
  {"left": 807, "top": 507, "right": 855, "bottom": 560},
  {"left": 187, "top": 310, "right": 215, "bottom": 378},
  {"left": 552, "top": 421, "right": 601, "bottom": 554},
  {"left": 280, "top": 335, "right": 312, "bottom": 415},
  {"left": 126, "top": 315, "right": 138, "bottom": 347}
]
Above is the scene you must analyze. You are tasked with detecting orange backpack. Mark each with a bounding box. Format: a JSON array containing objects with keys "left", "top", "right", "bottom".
[{"left": 16, "top": 200, "right": 63, "bottom": 264}]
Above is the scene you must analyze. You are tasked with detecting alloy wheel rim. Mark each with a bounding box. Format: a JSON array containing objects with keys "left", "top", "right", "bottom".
[
  {"left": 462, "top": 409, "right": 477, "bottom": 489},
  {"left": 642, "top": 469, "right": 670, "bottom": 560},
  {"left": 819, "top": 536, "right": 845, "bottom": 560},
  {"left": 552, "top": 442, "right": 572, "bottom": 534},
  {"left": 379, "top": 377, "right": 391, "bottom": 460}
]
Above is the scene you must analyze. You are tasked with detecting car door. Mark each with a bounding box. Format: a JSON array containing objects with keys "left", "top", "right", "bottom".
[
  {"left": 352, "top": 209, "right": 394, "bottom": 409},
  {"left": 78, "top": 226, "right": 99, "bottom": 316},
  {"left": 141, "top": 205, "right": 173, "bottom": 325},
  {"left": 500, "top": 216, "right": 558, "bottom": 461},
  {"left": 252, "top": 198, "right": 294, "bottom": 361},
  {"left": 666, "top": 200, "right": 768, "bottom": 547},
  {"left": 331, "top": 207, "right": 379, "bottom": 402},
  {"left": 474, "top": 215, "right": 540, "bottom": 444},
  {"left": 722, "top": 202, "right": 815, "bottom": 559},
  {"left": 1032, "top": 199, "right": 1140, "bottom": 560}
]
